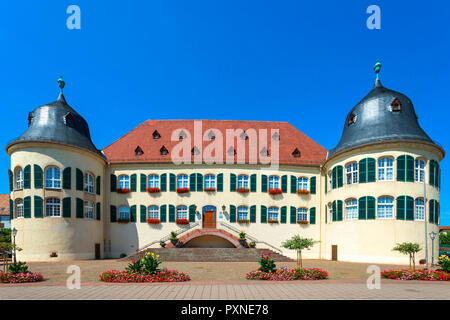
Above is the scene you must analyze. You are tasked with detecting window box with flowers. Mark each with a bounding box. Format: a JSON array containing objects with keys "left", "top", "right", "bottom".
[
  {"left": 237, "top": 188, "right": 250, "bottom": 193},
  {"left": 175, "top": 218, "right": 190, "bottom": 225},
  {"left": 268, "top": 188, "right": 282, "bottom": 195},
  {"left": 176, "top": 188, "right": 190, "bottom": 194},
  {"left": 117, "top": 218, "right": 130, "bottom": 224},
  {"left": 117, "top": 188, "right": 131, "bottom": 194},
  {"left": 147, "top": 218, "right": 160, "bottom": 224},
  {"left": 297, "top": 220, "right": 309, "bottom": 225},
  {"left": 297, "top": 189, "right": 310, "bottom": 195},
  {"left": 237, "top": 219, "right": 250, "bottom": 224},
  {"left": 267, "top": 219, "right": 279, "bottom": 223},
  {"left": 204, "top": 187, "right": 216, "bottom": 192},
  {"left": 147, "top": 187, "right": 160, "bottom": 194}
]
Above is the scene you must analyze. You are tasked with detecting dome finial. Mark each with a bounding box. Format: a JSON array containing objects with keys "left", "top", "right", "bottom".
[
  {"left": 57, "top": 76, "right": 65, "bottom": 93},
  {"left": 373, "top": 60, "right": 382, "bottom": 80}
]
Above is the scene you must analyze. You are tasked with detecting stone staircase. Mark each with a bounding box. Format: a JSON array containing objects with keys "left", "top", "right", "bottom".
[{"left": 122, "top": 248, "right": 294, "bottom": 262}]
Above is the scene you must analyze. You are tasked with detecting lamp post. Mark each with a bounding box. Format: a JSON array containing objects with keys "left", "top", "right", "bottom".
[
  {"left": 12, "top": 227, "right": 17, "bottom": 264},
  {"left": 430, "top": 231, "right": 437, "bottom": 268}
]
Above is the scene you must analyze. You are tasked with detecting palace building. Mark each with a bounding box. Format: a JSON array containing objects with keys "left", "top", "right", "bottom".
[{"left": 5, "top": 65, "right": 444, "bottom": 263}]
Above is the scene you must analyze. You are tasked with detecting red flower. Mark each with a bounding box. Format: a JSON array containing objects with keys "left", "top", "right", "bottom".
[
  {"left": 175, "top": 218, "right": 190, "bottom": 225},
  {"left": 204, "top": 187, "right": 216, "bottom": 192},
  {"left": 147, "top": 187, "right": 161, "bottom": 193},
  {"left": 147, "top": 218, "right": 160, "bottom": 224},
  {"left": 268, "top": 188, "right": 282, "bottom": 195},
  {"left": 237, "top": 187, "right": 250, "bottom": 193},
  {"left": 176, "top": 187, "right": 190, "bottom": 193},
  {"left": 297, "top": 189, "right": 310, "bottom": 195},
  {"left": 117, "top": 188, "right": 130, "bottom": 194}
]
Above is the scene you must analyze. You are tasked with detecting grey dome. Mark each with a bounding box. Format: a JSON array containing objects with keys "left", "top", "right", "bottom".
[
  {"left": 328, "top": 79, "right": 441, "bottom": 158},
  {"left": 7, "top": 93, "right": 104, "bottom": 157}
]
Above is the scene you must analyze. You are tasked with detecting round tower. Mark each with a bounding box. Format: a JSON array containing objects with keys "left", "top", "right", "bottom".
[
  {"left": 6, "top": 78, "right": 106, "bottom": 261},
  {"left": 323, "top": 62, "right": 444, "bottom": 264}
]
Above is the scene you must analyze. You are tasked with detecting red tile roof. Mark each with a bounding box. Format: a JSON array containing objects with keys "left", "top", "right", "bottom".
[
  {"left": 0, "top": 194, "right": 10, "bottom": 216},
  {"left": 102, "top": 120, "right": 327, "bottom": 166},
  {"left": 440, "top": 226, "right": 450, "bottom": 232}
]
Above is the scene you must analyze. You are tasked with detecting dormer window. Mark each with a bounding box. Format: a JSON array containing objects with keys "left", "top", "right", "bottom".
[
  {"left": 292, "top": 148, "right": 301, "bottom": 158},
  {"left": 135, "top": 146, "right": 144, "bottom": 155},
  {"left": 272, "top": 132, "right": 280, "bottom": 141},
  {"left": 240, "top": 131, "right": 248, "bottom": 140},
  {"left": 64, "top": 112, "right": 75, "bottom": 127},
  {"left": 152, "top": 130, "right": 161, "bottom": 139},
  {"left": 191, "top": 146, "right": 200, "bottom": 155},
  {"left": 391, "top": 98, "right": 402, "bottom": 112},
  {"left": 227, "top": 146, "right": 236, "bottom": 156},
  {"left": 208, "top": 130, "right": 215, "bottom": 140},
  {"left": 28, "top": 112, "right": 33, "bottom": 127},
  {"left": 347, "top": 112, "right": 356, "bottom": 125},
  {"left": 260, "top": 147, "right": 269, "bottom": 156},
  {"left": 179, "top": 130, "right": 187, "bottom": 140},
  {"left": 160, "top": 146, "right": 168, "bottom": 155}
]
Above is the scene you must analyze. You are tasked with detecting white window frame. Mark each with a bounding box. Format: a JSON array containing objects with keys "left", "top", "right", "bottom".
[
  {"left": 237, "top": 175, "right": 249, "bottom": 189},
  {"left": 176, "top": 205, "right": 187, "bottom": 219},
  {"left": 415, "top": 159, "right": 425, "bottom": 182},
  {"left": 148, "top": 174, "right": 159, "bottom": 188},
  {"left": 328, "top": 173, "right": 332, "bottom": 191},
  {"left": 268, "top": 207, "right": 278, "bottom": 220},
  {"left": 377, "top": 197, "right": 394, "bottom": 219},
  {"left": 268, "top": 176, "right": 280, "bottom": 189},
  {"left": 15, "top": 199, "right": 24, "bottom": 218},
  {"left": 345, "top": 199, "right": 358, "bottom": 220},
  {"left": 237, "top": 206, "right": 248, "bottom": 220},
  {"left": 297, "top": 177, "right": 308, "bottom": 191},
  {"left": 45, "top": 198, "right": 61, "bottom": 217},
  {"left": 177, "top": 175, "right": 188, "bottom": 189},
  {"left": 204, "top": 174, "right": 216, "bottom": 189},
  {"left": 148, "top": 205, "right": 159, "bottom": 219},
  {"left": 119, "top": 206, "right": 130, "bottom": 220},
  {"left": 118, "top": 175, "right": 130, "bottom": 189},
  {"left": 346, "top": 163, "right": 358, "bottom": 185},
  {"left": 84, "top": 201, "right": 95, "bottom": 220},
  {"left": 378, "top": 158, "right": 394, "bottom": 181},
  {"left": 15, "top": 168, "right": 24, "bottom": 190},
  {"left": 297, "top": 208, "right": 308, "bottom": 221},
  {"left": 84, "top": 173, "right": 95, "bottom": 193},
  {"left": 415, "top": 198, "right": 425, "bottom": 221},
  {"left": 45, "top": 166, "right": 61, "bottom": 189}
]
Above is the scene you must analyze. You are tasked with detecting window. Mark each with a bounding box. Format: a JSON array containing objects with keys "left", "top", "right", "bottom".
[
  {"left": 297, "top": 208, "right": 308, "bottom": 221},
  {"left": 292, "top": 148, "right": 301, "bottom": 157},
  {"left": 135, "top": 146, "right": 144, "bottom": 155},
  {"left": 160, "top": 146, "right": 168, "bottom": 155},
  {"left": 415, "top": 159, "right": 425, "bottom": 182},
  {"left": 119, "top": 207, "right": 130, "bottom": 220},
  {"left": 345, "top": 199, "right": 358, "bottom": 220},
  {"left": 268, "top": 207, "right": 278, "bottom": 221},
  {"left": 148, "top": 206, "right": 159, "bottom": 219},
  {"left": 297, "top": 177, "right": 308, "bottom": 191},
  {"left": 415, "top": 198, "right": 424, "bottom": 221},
  {"left": 377, "top": 197, "right": 393, "bottom": 219},
  {"left": 179, "top": 130, "right": 187, "bottom": 140},
  {"left": 260, "top": 147, "right": 269, "bottom": 156},
  {"left": 176, "top": 206, "right": 187, "bottom": 219},
  {"left": 45, "top": 198, "right": 61, "bottom": 217},
  {"left": 191, "top": 146, "right": 200, "bottom": 155},
  {"left": 237, "top": 175, "right": 249, "bottom": 189},
  {"left": 148, "top": 174, "right": 159, "bottom": 188},
  {"left": 204, "top": 174, "right": 215, "bottom": 189},
  {"left": 177, "top": 174, "right": 188, "bottom": 188},
  {"left": 84, "top": 202, "right": 95, "bottom": 220},
  {"left": 346, "top": 163, "right": 358, "bottom": 185},
  {"left": 227, "top": 147, "right": 236, "bottom": 156},
  {"left": 378, "top": 158, "right": 394, "bottom": 181},
  {"left": 237, "top": 206, "right": 248, "bottom": 220},
  {"left": 118, "top": 175, "right": 130, "bottom": 189},
  {"left": 15, "top": 199, "right": 24, "bottom": 218},
  {"left": 84, "top": 173, "right": 95, "bottom": 193},
  {"left": 15, "top": 167, "right": 23, "bottom": 189},
  {"left": 391, "top": 98, "right": 402, "bottom": 111},
  {"left": 240, "top": 131, "right": 248, "bottom": 140},
  {"left": 45, "top": 166, "right": 61, "bottom": 189},
  {"left": 268, "top": 176, "right": 279, "bottom": 189},
  {"left": 347, "top": 112, "right": 356, "bottom": 125},
  {"left": 328, "top": 204, "right": 333, "bottom": 222},
  {"left": 152, "top": 130, "right": 161, "bottom": 139},
  {"left": 328, "top": 173, "right": 332, "bottom": 190}
]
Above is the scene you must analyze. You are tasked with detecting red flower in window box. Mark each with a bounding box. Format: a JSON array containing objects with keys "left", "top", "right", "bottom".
[
  {"left": 268, "top": 188, "right": 282, "bottom": 195},
  {"left": 204, "top": 187, "right": 216, "bottom": 192},
  {"left": 297, "top": 220, "right": 309, "bottom": 225},
  {"left": 147, "top": 187, "right": 161, "bottom": 193},
  {"left": 147, "top": 218, "right": 160, "bottom": 224},
  {"left": 267, "top": 219, "right": 279, "bottom": 223},
  {"left": 297, "top": 189, "right": 310, "bottom": 195},
  {"left": 175, "top": 218, "right": 190, "bottom": 225},
  {"left": 237, "top": 219, "right": 250, "bottom": 223},
  {"left": 237, "top": 187, "right": 250, "bottom": 193},
  {"left": 176, "top": 188, "right": 190, "bottom": 194},
  {"left": 117, "top": 188, "right": 130, "bottom": 194}
]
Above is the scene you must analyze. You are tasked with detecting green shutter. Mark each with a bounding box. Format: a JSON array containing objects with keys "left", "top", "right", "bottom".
[
  {"left": 189, "top": 173, "right": 196, "bottom": 191},
  {"left": 62, "top": 197, "right": 71, "bottom": 218},
  {"left": 230, "top": 173, "right": 236, "bottom": 192},
  {"left": 76, "top": 169, "right": 83, "bottom": 191},
  {"left": 63, "top": 167, "right": 71, "bottom": 189},
  {"left": 290, "top": 176, "right": 297, "bottom": 194},
  {"left": 358, "top": 197, "right": 366, "bottom": 220},
  {"left": 332, "top": 167, "right": 337, "bottom": 189},
  {"left": 367, "top": 158, "right": 376, "bottom": 182},
  {"left": 196, "top": 173, "right": 203, "bottom": 192},
  {"left": 96, "top": 202, "right": 101, "bottom": 220},
  {"left": 160, "top": 205, "right": 167, "bottom": 222},
  {"left": 8, "top": 169, "right": 13, "bottom": 191},
  {"left": 169, "top": 174, "right": 176, "bottom": 191},
  {"left": 24, "top": 165, "right": 31, "bottom": 189},
  {"left": 34, "top": 165, "right": 43, "bottom": 188},
  {"left": 290, "top": 206, "right": 296, "bottom": 224},
  {"left": 332, "top": 201, "right": 337, "bottom": 221},
  {"left": 250, "top": 205, "right": 256, "bottom": 223},
  {"left": 217, "top": 173, "right": 223, "bottom": 192},
  {"left": 406, "top": 196, "right": 414, "bottom": 220},
  {"left": 160, "top": 173, "right": 167, "bottom": 191},
  {"left": 229, "top": 205, "right": 236, "bottom": 223},
  {"left": 24, "top": 196, "right": 31, "bottom": 218},
  {"left": 110, "top": 205, "right": 117, "bottom": 222},
  {"left": 367, "top": 196, "right": 376, "bottom": 219},
  {"left": 34, "top": 196, "right": 43, "bottom": 218},
  {"left": 359, "top": 159, "right": 367, "bottom": 183},
  {"left": 435, "top": 201, "right": 440, "bottom": 224},
  {"left": 310, "top": 177, "right": 316, "bottom": 194},
  {"left": 429, "top": 160, "right": 435, "bottom": 186},
  {"left": 396, "top": 196, "right": 405, "bottom": 220},
  {"left": 260, "top": 205, "right": 267, "bottom": 223},
  {"left": 130, "top": 205, "right": 136, "bottom": 222},
  {"left": 250, "top": 174, "right": 257, "bottom": 192},
  {"left": 337, "top": 200, "right": 343, "bottom": 221},
  {"left": 96, "top": 176, "right": 101, "bottom": 195},
  {"left": 337, "top": 166, "right": 343, "bottom": 188},
  {"left": 140, "top": 174, "right": 146, "bottom": 192},
  {"left": 9, "top": 199, "right": 13, "bottom": 220},
  {"left": 406, "top": 156, "right": 414, "bottom": 182},
  {"left": 310, "top": 207, "right": 316, "bottom": 224},
  {"left": 280, "top": 206, "right": 287, "bottom": 224},
  {"left": 397, "top": 156, "right": 406, "bottom": 181},
  {"left": 76, "top": 198, "right": 83, "bottom": 218},
  {"left": 281, "top": 175, "right": 287, "bottom": 193},
  {"left": 189, "top": 205, "right": 196, "bottom": 222},
  {"left": 168, "top": 205, "right": 175, "bottom": 222},
  {"left": 429, "top": 200, "right": 435, "bottom": 223},
  {"left": 261, "top": 175, "right": 268, "bottom": 193},
  {"left": 110, "top": 174, "right": 117, "bottom": 192},
  {"left": 130, "top": 174, "right": 137, "bottom": 192},
  {"left": 140, "top": 205, "right": 146, "bottom": 222}
]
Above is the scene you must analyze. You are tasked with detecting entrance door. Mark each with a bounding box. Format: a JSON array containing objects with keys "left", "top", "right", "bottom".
[
  {"left": 331, "top": 245, "right": 338, "bottom": 261},
  {"left": 203, "top": 210, "right": 216, "bottom": 228},
  {"left": 95, "top": 243, "right": 101, "bottom": 260}
]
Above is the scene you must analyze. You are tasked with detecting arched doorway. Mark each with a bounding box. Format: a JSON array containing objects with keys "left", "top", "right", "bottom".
[{"left": 184, "top": 235, "right": 235, "bottom": 248}]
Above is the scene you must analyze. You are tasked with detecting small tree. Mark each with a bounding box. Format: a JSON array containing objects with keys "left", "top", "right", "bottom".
[
  {"left": 281, "top": 235, "right": 319, "bottom": 268},
  {"left": 440, "top": 232, "right": 450, "bottom": 245},
  {"left": 392, "top": 242, "right": 421, "bottom": 270}
]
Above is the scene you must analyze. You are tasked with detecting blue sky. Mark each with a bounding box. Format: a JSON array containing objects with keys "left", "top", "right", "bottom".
[{"left": 0, "top": 1, "right": 449, "bottom": 225}]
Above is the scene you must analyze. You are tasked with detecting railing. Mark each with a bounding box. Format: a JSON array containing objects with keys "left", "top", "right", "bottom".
[{"left": 218, "top": 221, "right": 283, "bottom": 253}]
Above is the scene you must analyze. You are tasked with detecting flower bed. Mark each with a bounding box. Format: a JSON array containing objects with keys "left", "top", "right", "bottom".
[
  {"left": 175, "top": 218, "right": 190, "bottom": 225},
  {"left": 117, "top": 188, "right": 130, "bottom": 194},
  {"left": 297, "top": 189, "right": 310, "bottom": 195},
  {"left": 99, "top": 269, "right": 190, "bottom": 283},
  {"left": 204, "top": 187, "right": 216, "bottom": 192},
  {"left": 381, "top": 269, "right": 450, "bottom": 281},
  {"left": 147, "top": 187, "right": 160, "bottom": 193},
  {"left": 237, "top": 188, "right": 249, "bottom": 193},
  {"left": 268, "top": 188, "right": 282, "bottom": 195},
  {"left": 246, "top": 267, "right": 328, "bottom": 281},
  {"left": 176, "top": 188, "right": 190, "bottom": 194},
  {"left": 147, "top": 218, "right": 160, "bottom": 224},
  {"left": 0, "top": 272, "right": 44, "bottom": 283}
]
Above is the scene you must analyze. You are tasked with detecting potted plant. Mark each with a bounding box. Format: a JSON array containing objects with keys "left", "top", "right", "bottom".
[
  {"left": 160, "top": 241, "right": 166, "bottom": 248},
  {"left": 238, "top": 230, "right": 247, "bottom": 247},
  {"left": 249, "top": 241, "right": 256, "bottom": 248},
  {"left": 237, "top": 219, "right": 250, "bottom": 224},
  {"left": 170, "top": 231, "right": 178, "bottom": 246},
  {"left": 267, "top": 219, "right": 279, "bottom": 223}
]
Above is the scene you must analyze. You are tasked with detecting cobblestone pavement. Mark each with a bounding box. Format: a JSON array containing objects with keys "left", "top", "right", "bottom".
[{"left": 0, "top": 280, "right": 449, "bottom": 300}]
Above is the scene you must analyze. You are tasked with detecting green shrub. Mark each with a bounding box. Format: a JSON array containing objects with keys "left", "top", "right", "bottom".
[
  {"left": 8, "top": 261, "right": 29, "bottom": 274},
  {"left": 438, "top": 254, "right": 450, "bottom": 273},
  {"left": 126, "top": 252, "right": 162, "bottom": 275},
  {"left": 258, "top": 251, "right": 276, "bottom": 273}
]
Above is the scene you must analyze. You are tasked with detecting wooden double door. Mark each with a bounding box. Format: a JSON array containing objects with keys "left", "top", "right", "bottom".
[{"left": 203, "top": 209, "right": 216, "bottom": 228}]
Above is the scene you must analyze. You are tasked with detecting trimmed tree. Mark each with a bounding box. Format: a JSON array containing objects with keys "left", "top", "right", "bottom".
[
  {"left": 281, "top": 235, "right": 319, "bottom": 268},
  {"left": 392, "top": 242, "right": 421, "bottom": 271}
]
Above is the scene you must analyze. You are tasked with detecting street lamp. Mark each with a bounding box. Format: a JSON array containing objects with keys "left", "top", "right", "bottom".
[
  {"left": 429, "top": 231, "right": 437, "bottom": 267},
  {"left": 12, "top": 227, "right": 17, "bottom": 264}
]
